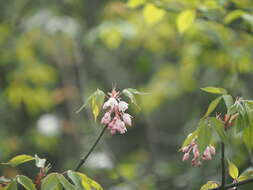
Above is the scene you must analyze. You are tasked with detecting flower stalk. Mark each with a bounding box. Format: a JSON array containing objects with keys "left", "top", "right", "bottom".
[{"left": 75, "top": 125, "right": 107, "bottom": 171}]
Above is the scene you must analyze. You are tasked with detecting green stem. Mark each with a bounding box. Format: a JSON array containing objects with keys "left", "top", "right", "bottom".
[{"left": 75, "top": 125, "right": 107, "bottom": 171}]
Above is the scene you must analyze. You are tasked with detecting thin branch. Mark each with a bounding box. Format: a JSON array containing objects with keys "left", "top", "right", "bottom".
[
  {"left": 210, "top": 177, "right": 253, "bottom": 190},
  {"left": 75, "top": 125, "right": 107, "bottom": 171},
  {"left": 221, "top": 143, "right": 225, "bottom": 188}
]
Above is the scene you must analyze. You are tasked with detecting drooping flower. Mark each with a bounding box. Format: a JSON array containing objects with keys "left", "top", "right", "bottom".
[
  {"left": 101, "top": 112, "right": 111, "bottom": 124},
  {"left": 182, "top": 152, "right": 190, "bottom": 161},
  {"left": 101, "top": 88, "right": 133, "bottom": 135},
  {"left": 209, "top": 145, "right": 216, "bottom": 155},
  {"left": 118, "top": 101, "right": 128, "bottom": 112},
  {"left": 103, "top": 97, "right": 118, "bottom": 110},
  {"left": 181, "top": 140, "right": 216, "bottom": 167},
  {"left": 123, "top": 113, "right": 132, "bottom": 126},
  {"left": 202, "top": 147, "right": 212, "bottom": 160},
  {"left": 114, "top": 118, "right": 127, "bottom": 134}
]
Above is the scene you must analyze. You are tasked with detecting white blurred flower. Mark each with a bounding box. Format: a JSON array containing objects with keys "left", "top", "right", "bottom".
[
  {"left": 86, "top": 152, "right": 113, "bottom": 169},
  {"left": 37, "top": 114, "right": 61, "bottom": 136}
]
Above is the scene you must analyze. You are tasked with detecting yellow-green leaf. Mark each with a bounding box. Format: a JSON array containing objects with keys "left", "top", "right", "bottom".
[
  {"left": 177, "top": 9, "right": 196, "bottom": 33},
  {"left": 92, "top": 97, "right": 99, "bottom": 121},
  {"left": 228, "top": 161, "right": 239, "bottom": 180},
  {"left": 77, "top": 172, "right": 103, "bottom": 190},
  {"left": 238, "top": 175, "right": 248, "bottom": 181},
  {"left": 143, "top": 4, "right": 166, "bottom": 26},
  {"left": 200, "top": 181, "right": 219, "bottom": 190},
  {"left": 201, "top": 87, "right": 227, "bottom": 94},
  {"left": 2, "top": 155, "right": 35, "bottom": 167},
  {"left": 94, "top": 89, "right": 105, "bottom": 111},
  {"left": 127, "top": 0, "right": 146, "bottom": 8},
  {"left": 224, "top": 10, "right": 245, "bottom": 24}
]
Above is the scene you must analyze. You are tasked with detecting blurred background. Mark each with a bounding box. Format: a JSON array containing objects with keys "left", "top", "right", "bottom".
[{"left": 0, "top": 0, "right": 253, "bottom": 189}]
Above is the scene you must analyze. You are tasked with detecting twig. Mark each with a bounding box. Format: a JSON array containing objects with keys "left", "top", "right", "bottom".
[
  {"left": 210, "top": 177, "right": 253, "bottom": 190},
  {"left": 75, "top": 125, "right": 107, "bottom": 171}
]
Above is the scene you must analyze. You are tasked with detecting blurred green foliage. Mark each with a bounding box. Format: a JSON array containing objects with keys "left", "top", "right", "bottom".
[{"left": 1, "top": 0, "right": 253, "bottom": 189}]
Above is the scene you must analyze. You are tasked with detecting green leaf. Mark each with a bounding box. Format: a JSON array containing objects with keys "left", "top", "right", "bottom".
[
  {"left": 177, "top": 9, "right": 196, "bottom": 33},
  {"left": 57, "top": 174, "right": 76, "bottom": 190},
  {"left": 1, "top": 155, "right": 35, "bottom": 167},
  {"left": 143, "top": 4, "right": 166, "bottom": 26},
  {"left": 228, "top": 161, "right": 239, "bottom": 180},
  {"left": 76, "top": 89, "right": 105, "bottom": 121},
  {"left": 203, "top": 96, "right": 222, "bottom": 118},
  {"left": 122, "top": 89, "right": 135, "bottom": 104},
  {"left": 223, "top": 95, "right": 234, "bottom": 113},
  {"left": 41, "top": 173, "right": 62, "bottom": 190},
  {"left": 75, "top": 95, "right": 93, "bottom": 113},
  {"left": 16, "top": 175, "right": 36, "bottom": 190},
  {"left": 239, "top": 167, "right": 253, "bottom": 181},
  {"left": 181, "top": 130, "right": 198, "bottom": 148},
  {"left": 208, "top": 117, "right": 227, "bottom": 143},
  {"left": 124, "top": 88, "right": 148, "bottom": 95},
  {"left": 200, "top": 181, "right": 219, "bottom": 190},
  {"left": 94, "top": 89, "right": 105, "bottom": 110},
  {"left": 243, "top": 125, "right": 253, "bottom": 150},
  {"left": 201, "top": 87, "right": 227, "bottom": 94},
  {"left": 5, "top": 180, "right": 17, "bottom": 190},
  {"left": 67, "top": 170, "right": 90, "bottom": 190},
  {"left": 197, "top": 119, "right": 212, "bottom": 154},
  {"left": 224, "top": 10, "right": 246, "bottom": 24}
]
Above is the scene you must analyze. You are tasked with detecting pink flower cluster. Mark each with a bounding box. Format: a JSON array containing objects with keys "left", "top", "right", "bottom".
[
  {"left": 181, "top": 141, "right": 216, "bottom": 166},
  {"left": 101, "top": 89, "right": 132, "bottom": 135}
]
